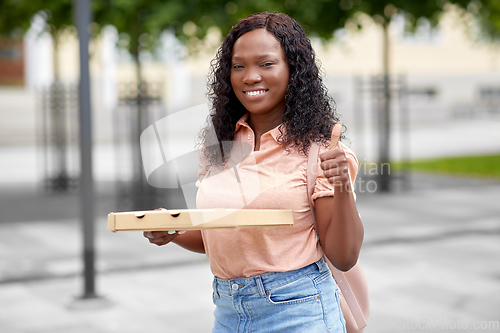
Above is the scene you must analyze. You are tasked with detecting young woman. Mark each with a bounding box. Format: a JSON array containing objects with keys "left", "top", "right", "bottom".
[{"left": 144, "top": 12, "right": 364, "bottom": 332}]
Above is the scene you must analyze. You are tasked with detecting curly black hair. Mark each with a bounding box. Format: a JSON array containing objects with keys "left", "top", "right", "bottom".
[{"left": 201, "top": 12, "right": 341, "bottom": 167}]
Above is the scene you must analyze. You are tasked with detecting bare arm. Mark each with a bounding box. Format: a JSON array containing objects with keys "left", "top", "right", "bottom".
[
  {"left": 173, "top": 230, "right": 205, "bottom": 253},
  {"left": 144, "top": 230, "right": 205, "bottom": 254},
  {"left": 315, "top": 188, "right": 363, "bottom": 271},
  {"left": 315, "top": 123, "right": 364, "bottom": 271}
]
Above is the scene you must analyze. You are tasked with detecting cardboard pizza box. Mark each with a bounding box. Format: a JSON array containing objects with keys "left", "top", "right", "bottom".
[{"left": 107, "top": 209, "right": 293, "bottom": 232}]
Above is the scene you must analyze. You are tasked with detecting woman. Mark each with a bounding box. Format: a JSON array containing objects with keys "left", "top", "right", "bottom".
[{"left": 145, "top": 12, "right": 364, "bottom": 332}]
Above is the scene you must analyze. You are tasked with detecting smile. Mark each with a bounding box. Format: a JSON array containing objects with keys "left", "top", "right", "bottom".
[{"left": 244, "top": 90, "right": 268, "bottom": 96}]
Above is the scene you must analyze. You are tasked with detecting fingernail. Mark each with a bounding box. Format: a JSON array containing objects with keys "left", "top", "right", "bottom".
[
  {"left": 178, "top": 230, "right": 187, "bottom": 234},
  {"left": 167, "top": 230, "right": 176, "bottom": 234}
]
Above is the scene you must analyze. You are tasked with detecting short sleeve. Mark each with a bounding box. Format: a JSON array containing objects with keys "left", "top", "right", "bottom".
[{"left": 311, "top": 142, "right": 359, "bottom": 202}]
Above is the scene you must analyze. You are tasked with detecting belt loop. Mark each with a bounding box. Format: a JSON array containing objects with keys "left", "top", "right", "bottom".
[
  {"left": 212, "top": 278, "right": 219, "bottom": 298},
  {"left": 315, "top": 257, "right": 326, "bottom": 273},
  {"left": 255, "top": 275, "right": 266, "bottom": 297}
]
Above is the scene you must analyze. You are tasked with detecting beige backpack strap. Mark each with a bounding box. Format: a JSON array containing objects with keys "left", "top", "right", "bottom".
[{"left": 307, "top": 142, "right": 367, "bottom": 330}]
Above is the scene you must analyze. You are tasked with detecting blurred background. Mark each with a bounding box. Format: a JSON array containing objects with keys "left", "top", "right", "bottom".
[{"left": 0, "top": 0, "right": 499, "bottom": 332}]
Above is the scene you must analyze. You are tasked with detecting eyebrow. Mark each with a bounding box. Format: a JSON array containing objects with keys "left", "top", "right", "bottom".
[{"left": 232, "top": 54, "right": 277, "bottom": 61}]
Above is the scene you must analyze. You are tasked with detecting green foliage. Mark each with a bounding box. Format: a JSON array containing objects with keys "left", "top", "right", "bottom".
[
  {"left": 1, "top": 0, "right": 499, "bottom": 59},
  {"left": 0, "top": 0, "right": 39, "bottom": 37},
  {"left": 0, "top": 0, "right": 74, "bottom": 37},
  {"left": 94, "top": 0, "right": 232, "bottom": 59},
  {"left": 394, "top": 154, "right": 500, "bottom": 179},
  {"left": 462, "top": 0, "right": 500, "bottom": 42}
]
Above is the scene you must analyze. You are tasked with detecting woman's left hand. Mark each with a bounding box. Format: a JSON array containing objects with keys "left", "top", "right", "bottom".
[
  {"left": 319, "top": 123, "right": 351, "bottom": 189},
  {"left": 315, "top": 122, "right": 363, "bottom": 271}
]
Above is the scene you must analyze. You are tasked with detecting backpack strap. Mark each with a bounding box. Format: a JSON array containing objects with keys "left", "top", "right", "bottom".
[{"left": 307, "top": 142, "right": 367, "bottom": 330}]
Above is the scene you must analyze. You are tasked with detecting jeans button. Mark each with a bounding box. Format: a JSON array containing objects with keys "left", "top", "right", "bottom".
[{"left": 231, "top": 283, "right": 239, "bottom": 291}]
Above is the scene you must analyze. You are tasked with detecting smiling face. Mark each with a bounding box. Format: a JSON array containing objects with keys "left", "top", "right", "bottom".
[{"left": 230, "top": 28, "right": 290, "bottom": 120}]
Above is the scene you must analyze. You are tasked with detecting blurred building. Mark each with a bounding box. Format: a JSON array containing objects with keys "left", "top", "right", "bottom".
[
  {"left": 314, "top": 10, "right": 500, "bottom": 126},
  {"left": 0, "top": 37, "right": 25, "bottom": 86}
]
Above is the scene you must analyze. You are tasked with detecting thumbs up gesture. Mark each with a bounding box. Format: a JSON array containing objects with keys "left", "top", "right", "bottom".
[{"left": 319, "top": 122, "right": 351, "bottom": 188}]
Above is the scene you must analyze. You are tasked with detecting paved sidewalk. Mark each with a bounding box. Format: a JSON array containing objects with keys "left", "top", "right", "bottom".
[
  {"left": 0, "top": 174, "right": 499, "bottom": 332},
  {"left": 358, "top": 174, "right": 500, "bottom": 332}
]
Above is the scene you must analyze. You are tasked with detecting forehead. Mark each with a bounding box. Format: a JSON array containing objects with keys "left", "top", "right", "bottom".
[{"left": 232, "top": 29, "right": 284, "bottom": 59}]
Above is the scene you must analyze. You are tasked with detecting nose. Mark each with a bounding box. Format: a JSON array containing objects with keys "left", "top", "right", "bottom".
[{"left": 242, "top": 68, "right": 262, "bottom": 85}]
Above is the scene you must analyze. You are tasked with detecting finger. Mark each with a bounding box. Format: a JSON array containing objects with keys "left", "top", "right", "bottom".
[
  {"left": 325, "top": 169, "right": 350, "bottom": 185},
  {"left": 320, "top": 148, "right": 346, "bottom": 163},
  {"left": 321, "top": 160, "right": 341, "bottom": 173},
  {"left": 327, "top": 176, "right": 349, "bottom": 186},
  {"left": 150, "top": 233, "right": 178, "bottom": 246},
  {"left": 145, "top": 230, "right": 169, "bottom": 239},
  {"left": 329, "top": 122, "right": 342, "bottom": 150},
  {"left": 323, "top": 163, "right": 350, "bottom": 178},
  {"left": 153, "top": 235, "right": 165, "bottom": 242}
]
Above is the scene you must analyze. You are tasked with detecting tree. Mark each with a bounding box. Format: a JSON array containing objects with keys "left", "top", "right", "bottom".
[
  {"left": 93, "top": 0, "right": 235, "bottom": 86},
  {"left": 200, "top": 0, "right": 498, "bottom": 192},
  {"left": 0, "top": 0, "right": 82, "bottom": 80},
  {"left": 2, "top": 1, "right": 499, "bottom": 193},
  {"left": 452, "top": 0, "right": 500, "bottom": 42}
]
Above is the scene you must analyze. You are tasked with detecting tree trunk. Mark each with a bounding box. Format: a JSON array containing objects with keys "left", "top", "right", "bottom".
[
  {"left": 51, "top": 31, "right": 70, "bottom": 190},
  {"left": 379, "top": 21, "right": 391, "bottom": 192},
  {"left": 132, "top": 45, "right": 146, "bottom": 209}
]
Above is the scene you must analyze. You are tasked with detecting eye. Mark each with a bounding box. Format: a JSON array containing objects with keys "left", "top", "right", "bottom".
[
  {"left": 232, "top": 64, "right": 243, "bottom": 69},
  {"left": 262, "top": 62, "right": 274, "bottom": 67}
]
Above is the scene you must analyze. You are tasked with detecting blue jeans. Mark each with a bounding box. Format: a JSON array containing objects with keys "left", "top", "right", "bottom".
[{"left": 212, "top": 258, "right": 346, "bottom": 332}]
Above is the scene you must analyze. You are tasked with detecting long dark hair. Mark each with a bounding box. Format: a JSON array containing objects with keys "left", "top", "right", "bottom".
[{"left": 201, "top": 12, "right": 340, "bottom": 167}]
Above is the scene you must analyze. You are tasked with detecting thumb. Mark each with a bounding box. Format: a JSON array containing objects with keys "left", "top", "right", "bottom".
[{"left": 329, "top": 122, "right": 342, "bottom": 150}]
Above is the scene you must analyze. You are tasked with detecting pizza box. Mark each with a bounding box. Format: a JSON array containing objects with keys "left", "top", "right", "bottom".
[{"left": 107, "top": 209, "right": 293, "bottom": 232}]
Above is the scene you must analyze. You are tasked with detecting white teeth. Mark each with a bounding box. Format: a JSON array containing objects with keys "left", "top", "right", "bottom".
[{"left": 246, "top": 90, "right": 266, "bottom": 96}]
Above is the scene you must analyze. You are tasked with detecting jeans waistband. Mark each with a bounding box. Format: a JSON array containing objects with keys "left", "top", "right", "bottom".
[{"left": 213, "top": 257, "right": 329, "bottom": 298}]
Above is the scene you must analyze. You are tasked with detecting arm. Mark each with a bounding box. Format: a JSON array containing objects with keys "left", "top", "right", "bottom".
[
  {"left": 315, "top": 124, "right": 364, "bottom": 271},
  {"left": 142, "top": 146, "right": 209, "bottom": 254},
  {"left": 144, "top": 230, "right": 205, "bottom": 254},
  {"left": 173, "top": 230, "right": 205, "bottom": 253}
]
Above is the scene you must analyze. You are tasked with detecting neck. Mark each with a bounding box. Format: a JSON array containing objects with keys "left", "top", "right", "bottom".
[{"left": 248, "top": 112, "right": 283, "bottom": 138}]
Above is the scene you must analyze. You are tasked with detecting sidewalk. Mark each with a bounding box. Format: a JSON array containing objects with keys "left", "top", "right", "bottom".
[{"left": 0, "top": 173, "right": 499, "bottom": 332}]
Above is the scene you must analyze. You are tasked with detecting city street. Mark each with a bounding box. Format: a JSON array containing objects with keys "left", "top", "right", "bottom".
[
  {"left": 1, "top": 2, "right": 500, "bottom": 331},
  {"left": 0, "top": 172, "right": 499, "bottom": 332}
]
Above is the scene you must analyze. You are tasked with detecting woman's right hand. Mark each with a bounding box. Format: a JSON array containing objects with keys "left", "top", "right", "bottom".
[
  {"left": 143, "top": 230, "right": 184, "bottom": 246},
  {"left": 143, "top": 207, "right": 185, "bottom": 246}
]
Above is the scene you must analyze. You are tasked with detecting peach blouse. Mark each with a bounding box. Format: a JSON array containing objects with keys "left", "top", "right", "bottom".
[{"left": 196, "top": 113, "right": 358, "bottom": 279}]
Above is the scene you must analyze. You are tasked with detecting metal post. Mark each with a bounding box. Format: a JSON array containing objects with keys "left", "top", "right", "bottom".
[{"left": 74, "top": 0, "right": 97, "bottom": 299}]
